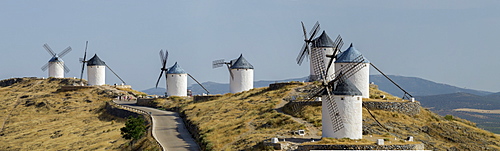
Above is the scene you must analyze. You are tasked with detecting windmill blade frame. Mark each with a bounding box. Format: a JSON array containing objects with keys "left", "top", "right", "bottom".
[
  {"left": 58, "top": 46, "right": 72, "bottom": 58},
  {"left": 156, "top": 49, "right": 169, "bottom": 88},
  {"left": 226, "top": 64, "right": 234, "bottom": 80},
  {"left": 325, "top": 35, "right": 344, "bottom": 77},
  {"left": 43, "top": 43, "right": 56, "bottom": 56},
  {"left": 308, "top": 21, "right": 321, "bottom": 41},
  {"left": 80, "top": 41, "right": 88, "bottom": 83},
  {"left": 155, "top": 70, "right": 165, "bottom": 88},
  {"left": 296, "top": 43, "right": 309, "bottom": 65},
  {"left": 212, "top": 59, "right": 225, "bottom": 68},
  {"left": 296, "top": 21, "right": 321, "bottom": 66},
  {"left": 41, "top": 63, "right": 49, "bottom": 71},
  {"left": 188, "top": 73, "right": 210, "bottom": 94},
  {"left": 63, "top": 64, "right": 70, "bottom": 73}
]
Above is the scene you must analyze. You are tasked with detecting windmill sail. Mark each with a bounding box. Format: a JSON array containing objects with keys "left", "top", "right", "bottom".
[{"left": 296, "top": 21, "right": 321, "bottom": 65}]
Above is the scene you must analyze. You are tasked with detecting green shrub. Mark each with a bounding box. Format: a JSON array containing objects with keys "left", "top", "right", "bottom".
[
  {"left": 120, "top": 116, "right": 146, "bottom": 140},
  {"left": 444, "top": 115, "right": 454, "bottom": 121}
]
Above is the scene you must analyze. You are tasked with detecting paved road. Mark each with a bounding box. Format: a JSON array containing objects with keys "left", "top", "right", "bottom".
[{"left": 115, "top": 100, "right": 200, "bottom": 151}]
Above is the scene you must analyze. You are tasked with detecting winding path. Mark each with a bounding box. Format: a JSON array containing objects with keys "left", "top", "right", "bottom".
[{"left": 114, "top": 100, "right": 200, "bottom": 151}]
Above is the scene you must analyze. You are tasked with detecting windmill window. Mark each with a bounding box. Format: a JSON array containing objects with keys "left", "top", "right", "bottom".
[
  {"left": 341, "top": 97, "right": 344, "bottom": 100},
  {"left": 357, "top": 97, "right": 360, "bottom": 100}
]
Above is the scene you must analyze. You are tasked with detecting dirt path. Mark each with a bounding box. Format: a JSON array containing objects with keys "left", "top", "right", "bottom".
[{"left": 274, "top": 99, "right": 321, "bottom": 138}]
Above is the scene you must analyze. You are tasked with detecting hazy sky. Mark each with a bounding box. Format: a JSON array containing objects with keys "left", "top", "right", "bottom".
[{"left": 1, "top": 0, "right": 499, "bottom": 92}]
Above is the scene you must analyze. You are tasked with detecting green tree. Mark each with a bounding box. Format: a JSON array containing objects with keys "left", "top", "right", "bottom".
[{"left": 120, "top": 116, "right": 146, "bottom": 140}]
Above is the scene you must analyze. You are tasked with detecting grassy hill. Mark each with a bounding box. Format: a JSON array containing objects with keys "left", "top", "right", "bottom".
[
  {"left": 415, "top": 92, "right": 500, "bottom": 133},
  {"left": 0, "top": 78, "right": 137, "bottom": 150},
  {"left": 148, "top": 82, "right": 499, "bottom": 150}
]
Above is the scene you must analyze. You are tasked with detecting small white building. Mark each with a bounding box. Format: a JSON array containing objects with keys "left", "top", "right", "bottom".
[
  {"left": 166, "top": 62, "right": 188, "bottom": 97},
  {"left": 230, "top": 54, "right": 254, "bottom": 93},
  {"left": 322, "top": 79, "right": 363, "bottom": 139},
  {"left": 48, "top": 57, "right": 64, "bottom": 78},
  {"left": 87, "top": 54, "right": 106, "bottom": 86},
  {"left": 309, "top": 31, "right": 338, "bottom": 81},
  {"left": 334, "top": 44, "right": 370, "bottom": 98}
]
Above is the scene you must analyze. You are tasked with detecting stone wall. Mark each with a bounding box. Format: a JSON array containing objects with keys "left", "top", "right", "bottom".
[
  {"left": 363, "top": 101, "right": 421, "bottom": 116},
  {"left": 285, "top": 101, "right": 420, "bottom": 116},
  {"left": 193, "top": 95, "right": 222, "bottom": 103},
  {"left": 268, "top": 82, "right": 303, "bottom": 90},
  {"left": 105, "top": 102, "right": 143, "bottom": 119},
  {"left": 297, "top": 143, "right": 425, "bottom": 151},
  {"left": 178, "top": 110, "right": 207, "bottom": 150},
  {"left": 136, "top": 98, "right": 157, "bottom": 107}
]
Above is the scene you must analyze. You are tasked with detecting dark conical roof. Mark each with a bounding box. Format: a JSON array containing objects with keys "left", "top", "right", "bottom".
[
  {"left": 87, "top": 54, "right": 106, "bottom": 66},
  {"left": 332, "top": 79, "right": 362, "bottom": 96},
  {"left": 48, "top": 56, "right": 63, "bottom": 62},
  {"left": 230, "top": 54, "right": 254, "bottom": 69},
  {"left": 312, "top": 31, "right": 335, "bottom": 47},
  {"left": 335, "top": 43, "right": 370, "bottom": 63},
  {"left": 167, "top": 62, "right": 186, "bottom": 74}
]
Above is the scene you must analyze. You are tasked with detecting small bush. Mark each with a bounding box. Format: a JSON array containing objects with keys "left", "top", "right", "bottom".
[
  {"left": 444, "top": 115, "right": 454, "bottom": 121},
  {"left": 120, "top": 116, "right": 146, "bottom": 140}
]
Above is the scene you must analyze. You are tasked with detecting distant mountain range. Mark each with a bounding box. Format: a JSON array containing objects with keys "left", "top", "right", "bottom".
[
  {"left": 142, "top": 75, "right": 495, "bottom": 97},
  {"left": 370, "top": 75, "right": 493, "bottom": 97}
]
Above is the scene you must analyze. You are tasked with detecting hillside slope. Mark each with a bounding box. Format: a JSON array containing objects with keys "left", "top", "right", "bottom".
[
  {"left": 415, "top": 92, "right": 500, "bottom": 133},
  {"left": 0, "top": 78, "right": 128, "bottom": 150},
  {"left": 151, "top": 82, "right": 499, "bottom": 150}
]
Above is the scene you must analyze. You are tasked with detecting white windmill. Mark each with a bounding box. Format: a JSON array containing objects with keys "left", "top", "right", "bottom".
[
  {"left": 78, "top": 41, "right": 126, "bottom": 86},
  {"left": 155, "top": 50, "right": 209, "bottom": 97},
  {"left": 335, "top": 44, "right": 370, "bottom": 98},
  {"left": 212, "top": 54, "right": 254, "bottom": 93},
  {"left": 298, "top": 42, "right": 367, "bottom": 139},
  {"left": 296, "top": 21, "right": 344, "bottom": 82},
  {"left": 41, "top": 44, "right": 72, "bottom": 78}
]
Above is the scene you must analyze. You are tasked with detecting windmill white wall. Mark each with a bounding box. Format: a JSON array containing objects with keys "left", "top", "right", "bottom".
[
  {"left": 308, "top": 31, "right": 337, "bottom": 81},
  {"left": 335, "top": 63, "right": 369, "bottom": 98},
  {"left": 167, "top": 74, "right": 187, "bottom": 96},
  {"left": 229, "top": 54, "right": 254, "bottom": 93},
  {"left": 322, "top": 94, "right": 363, "bottom": 139},
  {"left": 48, "top": 62, "right": 64, "bottom": 78},
  {"left": 87, "top": 54, "right": 106, "bottom": 86},
  {"left": 334, "top": 44, "right": 370, "bottom": 98},
  {"left": 88, "top": 65, "right": 105, "bottom": 85},
  {"left": 166, "top": 62, "right": 188, "bottom": 97},
  {"left": 230, "top": 69, "right": 254, "bottom": 93},
  {"left": 322, "top": 79, "right": 363, "bottom": 139}
]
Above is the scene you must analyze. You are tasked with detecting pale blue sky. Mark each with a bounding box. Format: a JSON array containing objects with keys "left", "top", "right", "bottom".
[{"left": 1, "top": 0, "right": 499, "bottom": 92}]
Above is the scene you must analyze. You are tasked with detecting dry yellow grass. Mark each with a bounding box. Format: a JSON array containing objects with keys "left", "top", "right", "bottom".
[
  {"left": 161, "top": 86, "right": 306, "bottom": 150},
  {"left": 0, "top": 78, "right": 128, "bottom": 150}
]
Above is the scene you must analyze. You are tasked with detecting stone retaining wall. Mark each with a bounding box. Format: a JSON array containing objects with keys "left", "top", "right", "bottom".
[
  {"left": 285, "top": 101, "right": 421, "bottom": 116},
  {"left": 136, "top": 98, "right": 157, "bottom": 107},
  {"left": 178, "top": 110, "right": 207, "bottom": 150},
  {"left": 105, "top": 102, "right": 142, "bottom": 119},
  {"left": 193, "top": 95, "right": 222, "bottom": 103},
  {"left": 297, "top": 143, "right": 425, "bottom": 151},
  {"left": 363, "top": 101, "right": 421, "bottom": 116},
  {"left": 268, "top": 82, "right": 303, "bottom": 90}
]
